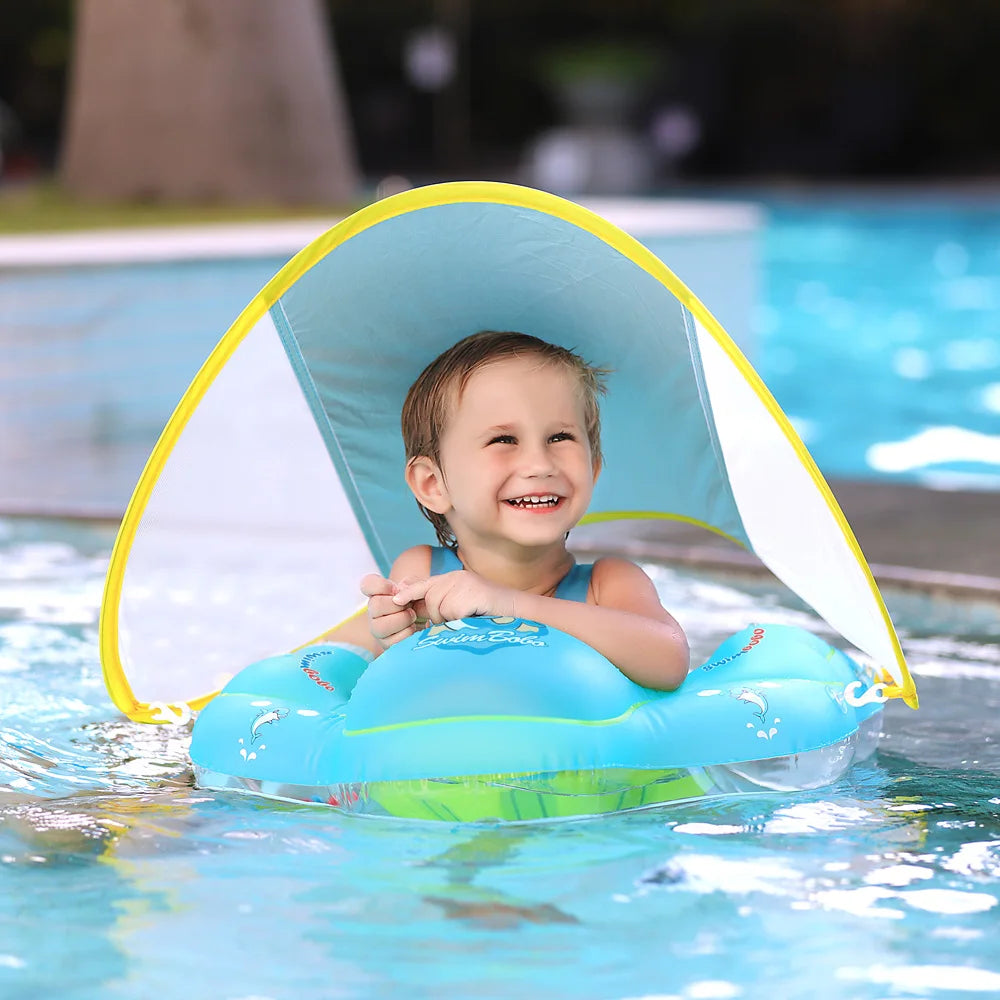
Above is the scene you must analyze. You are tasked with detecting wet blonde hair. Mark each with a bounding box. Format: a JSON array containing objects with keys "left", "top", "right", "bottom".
[{"left": 401, "top": 330, "right": 609, "bottom": 548}]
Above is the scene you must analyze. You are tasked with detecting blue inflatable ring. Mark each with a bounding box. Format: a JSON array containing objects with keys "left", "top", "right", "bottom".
[{"left": 190, "top": 619, "right": 885, "bottom": 821}]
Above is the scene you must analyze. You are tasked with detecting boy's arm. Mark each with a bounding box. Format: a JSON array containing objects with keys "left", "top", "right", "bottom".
[
  {"left": 513, "top": 557, "right": 689, "bottom": 691},
  {"left": 394, "top": 557, "right": 689, "bottom": 690}
]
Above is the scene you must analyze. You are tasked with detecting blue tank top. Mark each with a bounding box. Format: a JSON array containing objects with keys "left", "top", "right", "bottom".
[{"left": 430, "top": 546, "right": 593, "bottom": 603}]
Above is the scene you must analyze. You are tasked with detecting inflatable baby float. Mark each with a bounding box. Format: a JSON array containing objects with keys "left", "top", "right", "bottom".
[{"left": 190, "top": 618, "right": 886, "bottom": 821}]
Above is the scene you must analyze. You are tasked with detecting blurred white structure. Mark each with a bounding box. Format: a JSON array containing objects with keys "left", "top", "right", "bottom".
[{"left": 526, "top": 127, "right": 655, "bottom": 196}]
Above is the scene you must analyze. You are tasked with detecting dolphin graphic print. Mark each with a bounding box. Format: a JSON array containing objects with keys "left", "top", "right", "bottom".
[
  {"left": 732, "top": 688, "right": 768, "bottom": 724},
  {"left": 250, "top": 708, "right": 288, "bottom": 743}
]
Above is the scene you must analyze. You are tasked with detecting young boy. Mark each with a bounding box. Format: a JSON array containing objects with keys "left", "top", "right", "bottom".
[{"left": 332, "top": 330, "right": 689, "bottom": 691}]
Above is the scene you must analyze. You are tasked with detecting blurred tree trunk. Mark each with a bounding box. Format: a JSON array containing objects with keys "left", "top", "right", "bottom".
[{"left": 61, "top": 0, "right": 359, "bottom": 203}]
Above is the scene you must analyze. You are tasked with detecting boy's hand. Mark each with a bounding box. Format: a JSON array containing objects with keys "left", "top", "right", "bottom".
[
  {"left": 392, "top": 571, "right": 517, "bottom": 625},
  {"left": 361, "top": 573, "right": 425, "bottom": 650}
]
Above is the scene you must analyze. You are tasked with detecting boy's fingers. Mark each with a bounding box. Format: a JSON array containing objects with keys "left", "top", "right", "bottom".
[
  {"left": 393, "top": 578, "right": 430, "bottom": 606},
  {"left": 419, "top": 582, "right": 447, "bottom": 623},
  {"left": 361, "top": 574, "right": 395, "bottom": 598},
  {"left": 367, "top": 594, "right": 405, "bottom": 618},
  {"left": 370, "top": 607, "right": 417, "bottom": 641},
  {"left": 379, "top": 624, "right": 418, "bottom": 650}
]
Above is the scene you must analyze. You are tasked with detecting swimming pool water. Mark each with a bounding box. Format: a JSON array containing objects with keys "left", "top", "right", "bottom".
[
  {"left": 752, "top": 195, "right": 1000, "bottom": 490},
  {"left": 2, "top": 517, "right": 998, "bottom": 999},
  {"left": 0, "top": 257, "right": 284, "bottom": 514}
]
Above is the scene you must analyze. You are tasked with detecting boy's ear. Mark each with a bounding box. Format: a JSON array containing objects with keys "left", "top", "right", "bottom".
[
  {"left": 592, "top": 452, "right": 602, "bottom": 484},
  {"left": 405, "top": 456, "right": 451, "bottom": 514}
]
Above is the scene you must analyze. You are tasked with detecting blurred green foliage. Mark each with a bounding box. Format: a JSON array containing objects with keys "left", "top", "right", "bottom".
[
  {"left": 539, "top": 42, "right": 661, "bottom": 87},
  {"left": 0, "top": 181, "right": 362, "bottom": 234}
]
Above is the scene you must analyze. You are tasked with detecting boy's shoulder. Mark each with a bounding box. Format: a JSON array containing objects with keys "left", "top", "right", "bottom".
[
  {"left": 390, "top": 544, "right": 434, "bottom": 578},
  {"left": 589, "top": 555, "right": 655, "bottom": 596},
  {"left": 590, "top": 554, "right": 642, "bottom": 575},
  {"left": 588, "top": 555, "right": 670, "bottom": 619}
]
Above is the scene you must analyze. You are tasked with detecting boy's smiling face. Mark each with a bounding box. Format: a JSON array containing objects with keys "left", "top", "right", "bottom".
[{"left": 408, "top": 355, "right": 600, "bottom": 554}]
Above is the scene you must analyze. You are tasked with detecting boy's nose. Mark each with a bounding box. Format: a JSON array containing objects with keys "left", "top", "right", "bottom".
[{"left": 519, "top": 442, "right": 557, "bottom": 476}]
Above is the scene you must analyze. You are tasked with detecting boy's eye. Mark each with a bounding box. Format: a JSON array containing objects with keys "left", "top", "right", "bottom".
[
  {"left": 549, "top": 431, "right": 575, "bottom": 443},
  {"left": 488, "top": 434, "right": 516, "bottom": 445}
]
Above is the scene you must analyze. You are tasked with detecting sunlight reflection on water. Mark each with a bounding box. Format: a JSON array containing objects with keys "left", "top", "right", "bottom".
[{"left": 1, "top": 518, "right": 998, "bottom": 999}]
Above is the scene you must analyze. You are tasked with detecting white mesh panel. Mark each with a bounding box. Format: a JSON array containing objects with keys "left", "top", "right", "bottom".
[
  {"left": 694, "top": 320, "right": 901, "bottom": 680},
  {"left": 116, "top": 314, "right": 377, "bottom": 704}
]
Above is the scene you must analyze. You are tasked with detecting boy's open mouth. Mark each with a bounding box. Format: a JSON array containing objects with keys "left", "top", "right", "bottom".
[{"left": 504, "top": 494, "right": 562, "bottom": 509}]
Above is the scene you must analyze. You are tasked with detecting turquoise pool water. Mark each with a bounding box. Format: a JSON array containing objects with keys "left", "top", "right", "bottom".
[
  {"left": 754, "top": 195, "right": 1000, "bottom": 490},
  {"left": 2, "top": 517, "right": 999, "bottom": 999}
]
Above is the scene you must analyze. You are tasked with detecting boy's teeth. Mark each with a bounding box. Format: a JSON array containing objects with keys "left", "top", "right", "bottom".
[{"left": 508, "top": 495, "right": 559, "bottom": 507}]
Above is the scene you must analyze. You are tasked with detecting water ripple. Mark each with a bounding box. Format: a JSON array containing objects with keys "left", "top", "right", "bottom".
[{"left": 1, "top": 519, "right": 999, "bottom": 999}]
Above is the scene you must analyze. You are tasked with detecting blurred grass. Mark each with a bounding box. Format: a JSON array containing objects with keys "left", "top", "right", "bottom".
[{"left": 0, "top": 181, "right": 362, "bottom": 234}]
